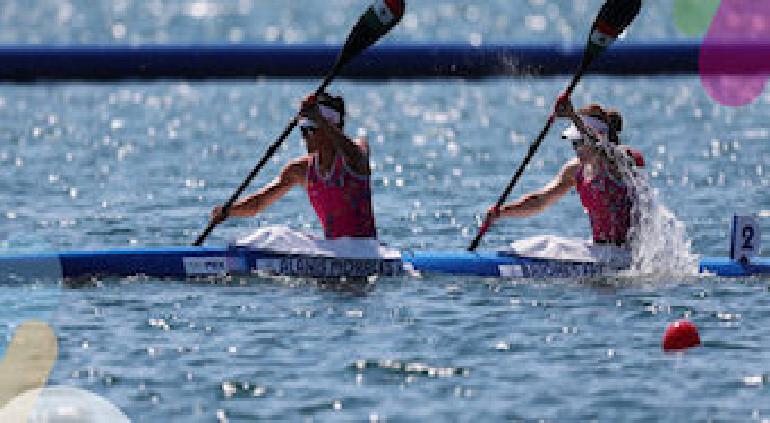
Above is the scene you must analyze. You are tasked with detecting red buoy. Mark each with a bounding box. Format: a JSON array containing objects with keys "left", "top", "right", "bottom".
[{"left": 662, "top": 320, "right": 701, "bottom": 351}]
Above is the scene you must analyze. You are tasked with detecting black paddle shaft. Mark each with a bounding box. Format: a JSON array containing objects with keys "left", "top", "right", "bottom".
[
  {"left": 193, "top": 73, "right": 337, "bottom": 247},
  {"left": 193, "top": 0, "right": 406, "bottom": 246},
  {"left": 467, "top": 68, "right": 586, "bottom": 252},
  {"left": 468, "top": 0, "right": 642, "bottom": 252}
]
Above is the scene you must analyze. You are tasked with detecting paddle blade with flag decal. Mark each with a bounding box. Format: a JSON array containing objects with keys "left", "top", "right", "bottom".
[
  {"left": 585, "top": 0, "right": 643, "bottom": 62},
  {"left": 335, "top": 0, "right": 406, "bottom": 69}
]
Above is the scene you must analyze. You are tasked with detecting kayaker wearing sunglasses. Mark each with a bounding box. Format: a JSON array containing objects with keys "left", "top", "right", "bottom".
[{"left": 211, "top": 92, "right": 377, "bottom": 240}]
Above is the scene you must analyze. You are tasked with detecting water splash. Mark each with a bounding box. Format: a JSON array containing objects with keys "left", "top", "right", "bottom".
[
  {"left": 626, "top": 174, "right": 699, "bottom": 276},
  {"left": 603, "top": 146, "right": 699, "bottom": 276}
]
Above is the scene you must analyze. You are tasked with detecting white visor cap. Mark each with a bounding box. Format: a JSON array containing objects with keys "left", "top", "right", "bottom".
[
  {"left": 561, "top": 115, "right": 609, "bottom": 142},
  {"left": 299, "top": 104, "right": 342, "bottom": 129}
]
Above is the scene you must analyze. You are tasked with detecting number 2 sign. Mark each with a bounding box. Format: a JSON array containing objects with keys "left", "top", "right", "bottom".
[{"left": 731, "top": 215, "right": 762, "bottom": 262}]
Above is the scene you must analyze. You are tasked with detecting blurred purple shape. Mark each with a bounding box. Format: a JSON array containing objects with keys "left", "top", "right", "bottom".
[{"left": 700, "top": 0, "right": 770, "bottom": 106}]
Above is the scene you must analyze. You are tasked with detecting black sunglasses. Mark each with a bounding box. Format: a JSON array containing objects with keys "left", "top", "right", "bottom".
[{"left": 301, "top": 126, "right": 317, "bottom": 138}]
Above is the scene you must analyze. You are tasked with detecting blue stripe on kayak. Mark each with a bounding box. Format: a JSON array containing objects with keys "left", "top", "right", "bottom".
[
  {"left": 59, "top": 246, "right": 231, "bottom": 278},
  {"left": 403, "top": 251, "right": 625, "bottom": 278},
  {"left": 403, "top": 251, "right": 513, "bottom": 277},
  {"left": 699, "top": 257, "right": 770, "bottom": 277}
]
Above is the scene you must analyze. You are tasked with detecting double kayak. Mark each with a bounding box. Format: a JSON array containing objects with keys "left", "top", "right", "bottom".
[{"left": 0, "top": 245, "right": 766, "bottom": 280}]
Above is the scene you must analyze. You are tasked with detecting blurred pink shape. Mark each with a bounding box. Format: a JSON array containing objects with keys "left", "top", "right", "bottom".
[{"left": 700, "top": 0, "right": 770, "bottom": 106}]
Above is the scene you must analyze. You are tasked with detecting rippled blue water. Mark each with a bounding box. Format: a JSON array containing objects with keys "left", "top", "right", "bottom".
[{"left": 1, "top": 1, "right": 770, "bottom": 421}]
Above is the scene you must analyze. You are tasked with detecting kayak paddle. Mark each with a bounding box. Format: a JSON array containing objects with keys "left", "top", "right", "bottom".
[
  {"left": 468, "top": 0, "right": 643, "bottom": 252},
  {"left": 194, "top": 0, "right": 406, "bottom": 246}
]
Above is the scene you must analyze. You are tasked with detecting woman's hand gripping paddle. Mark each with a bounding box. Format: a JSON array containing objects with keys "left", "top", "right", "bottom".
[
  {"left": 194, "top": 0, "right": 406, "bottom": 246},
  {"left": 468, "top": 0, "right": 643, "bottom": 252}
]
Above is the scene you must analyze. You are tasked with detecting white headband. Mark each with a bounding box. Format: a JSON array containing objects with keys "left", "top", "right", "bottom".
[
  {"left": 561, "top": 116, "right": 609, "bottom": 142},
  {"left": 299, "top": 104, "right": 342, "bottom": 129}
]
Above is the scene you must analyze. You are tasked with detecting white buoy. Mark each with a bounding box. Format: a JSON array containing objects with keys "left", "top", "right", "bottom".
[{"left": 0, "top": 386, "right": 130, "bottom": 423}]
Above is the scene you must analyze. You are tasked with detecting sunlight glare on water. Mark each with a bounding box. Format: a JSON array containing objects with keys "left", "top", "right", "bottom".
[{"left": 0, "top": 1, "right": 769, "bottom": 422}]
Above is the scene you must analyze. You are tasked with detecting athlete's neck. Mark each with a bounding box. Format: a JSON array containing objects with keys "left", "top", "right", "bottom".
[{"left": 308, "top": 139, "right": 336, "bottom": 173}]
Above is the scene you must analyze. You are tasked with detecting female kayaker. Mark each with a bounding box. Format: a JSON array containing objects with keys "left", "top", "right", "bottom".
[
  {"left": 486, "top": 98, "right": 645, "bottom": 246},
  {"left": 211, "top": 92, "right": 377, "bottom": 239}
]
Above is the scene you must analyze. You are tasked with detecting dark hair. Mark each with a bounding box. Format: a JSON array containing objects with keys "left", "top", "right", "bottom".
[
  {"left": 318, "top": 92, "right": 345, "bottom": 129},
  {"left": 578, "top": 104, "right": 623, "bottom": 144}
]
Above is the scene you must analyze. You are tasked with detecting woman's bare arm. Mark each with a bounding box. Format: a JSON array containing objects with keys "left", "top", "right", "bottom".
[
  {"left": 211, "top": 158, "right": 307, "bottom": 221},
  {"left": 496, "top": 159, "right": 579, "bottom": 218}
]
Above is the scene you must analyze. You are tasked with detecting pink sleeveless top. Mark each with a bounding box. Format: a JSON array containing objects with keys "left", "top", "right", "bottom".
[
  {"left": 306, "top": 151, "right": 377, "bottom": 239},
  {"left": 574, "top": 148, "right": 644, "bottom": 244}
]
